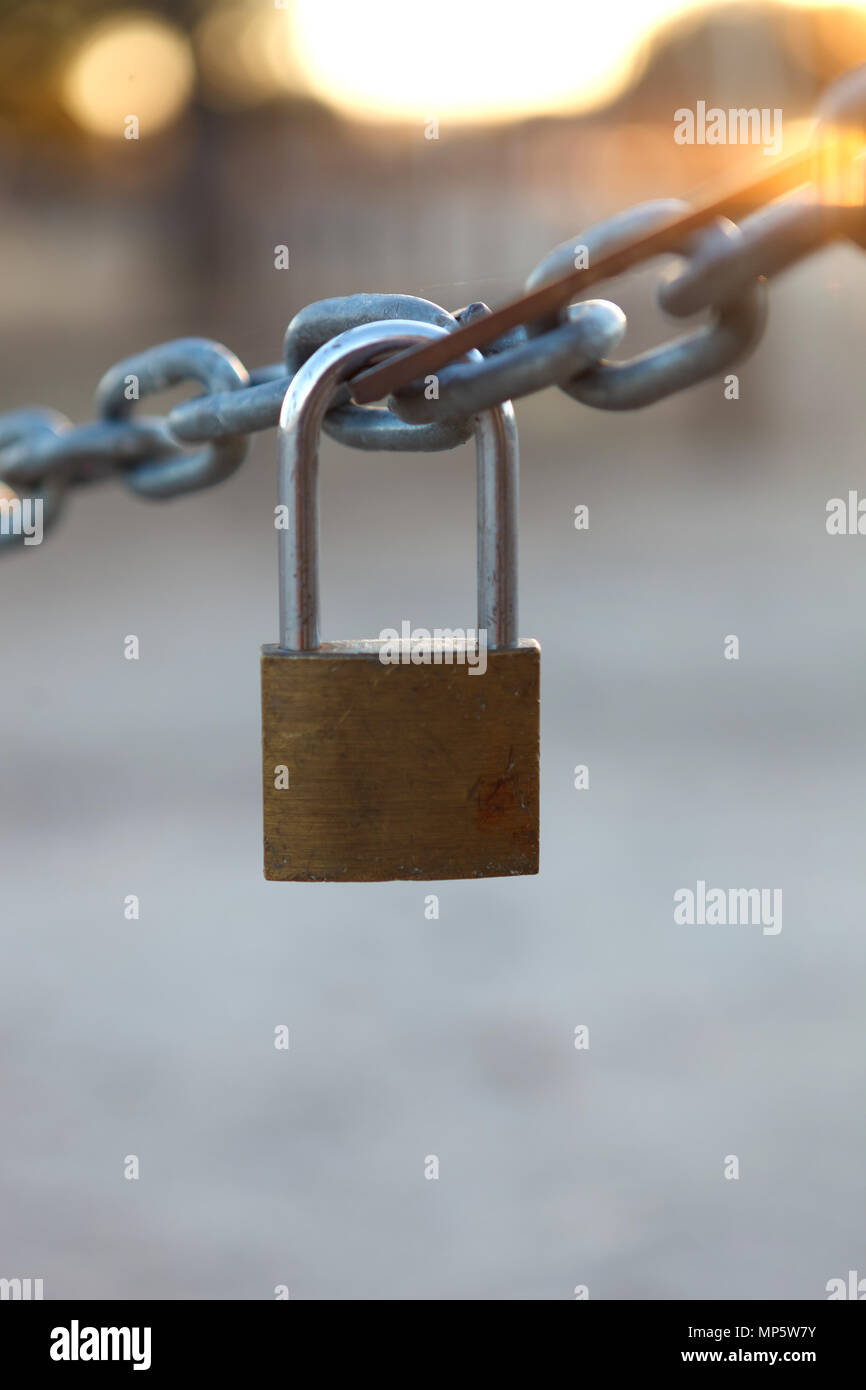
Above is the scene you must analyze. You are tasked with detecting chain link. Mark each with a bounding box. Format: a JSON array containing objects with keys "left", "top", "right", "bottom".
[{"left": 1, "top": 152, "right": 864, "bottom": 546}]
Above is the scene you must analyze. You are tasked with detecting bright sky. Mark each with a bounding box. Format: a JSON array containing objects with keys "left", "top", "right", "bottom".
[
  {"left": 290, "top": 0, "right": 857, "bottom": 123},
  {"left": 292, "top": 0, "right": 695, "bottom": 122}
]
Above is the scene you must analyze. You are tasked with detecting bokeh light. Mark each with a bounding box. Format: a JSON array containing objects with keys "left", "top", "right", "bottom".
[
  {"left": 195, "top": 2, "right": 311, "bottom": 108},
  {"left": 61, "top": 13, "right": 195, "bottom": 139},
  {"left": 290, "top": 0, "right": 696, "bottom": 123}
]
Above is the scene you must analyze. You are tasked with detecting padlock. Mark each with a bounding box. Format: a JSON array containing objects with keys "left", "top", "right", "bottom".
[{"left": 261, "top": 319, "right": 539, "bottom": 881}]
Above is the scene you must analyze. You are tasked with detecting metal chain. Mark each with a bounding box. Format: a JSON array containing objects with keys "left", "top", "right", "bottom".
[{"left": 2, "top": 128, "right": 865, "bottom": 547}]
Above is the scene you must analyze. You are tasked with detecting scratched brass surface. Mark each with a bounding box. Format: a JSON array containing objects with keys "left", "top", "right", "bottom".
[{"left": 261, "top": 640, "right": 540, "bottom": 881}]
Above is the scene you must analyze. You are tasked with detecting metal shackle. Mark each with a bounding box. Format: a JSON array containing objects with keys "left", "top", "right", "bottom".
[{"left": 277, "top": 319, "right": 519, "bottom": 652}]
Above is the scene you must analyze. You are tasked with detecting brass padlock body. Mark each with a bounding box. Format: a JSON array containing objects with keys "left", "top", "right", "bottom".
[{"left": 262, "top": 640, "right": 539, "bottom": 881}]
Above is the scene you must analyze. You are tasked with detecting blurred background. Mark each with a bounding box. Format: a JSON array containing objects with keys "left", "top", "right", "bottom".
[{"left": 1, "top": 0, "right": 865, "bottom": 1299}]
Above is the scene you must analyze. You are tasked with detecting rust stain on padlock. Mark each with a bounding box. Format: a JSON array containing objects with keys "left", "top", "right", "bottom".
[
  {"left": 473, "top": 753, "right": 539, "bottom": 857},
  {"left": 472, "top": 749, "right": 518, "bottom": 825}
]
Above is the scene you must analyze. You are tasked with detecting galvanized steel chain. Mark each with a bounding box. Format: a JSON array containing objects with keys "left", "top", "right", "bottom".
[{"left": 3, "top": 66, "right": 866, "bottom": 548}]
